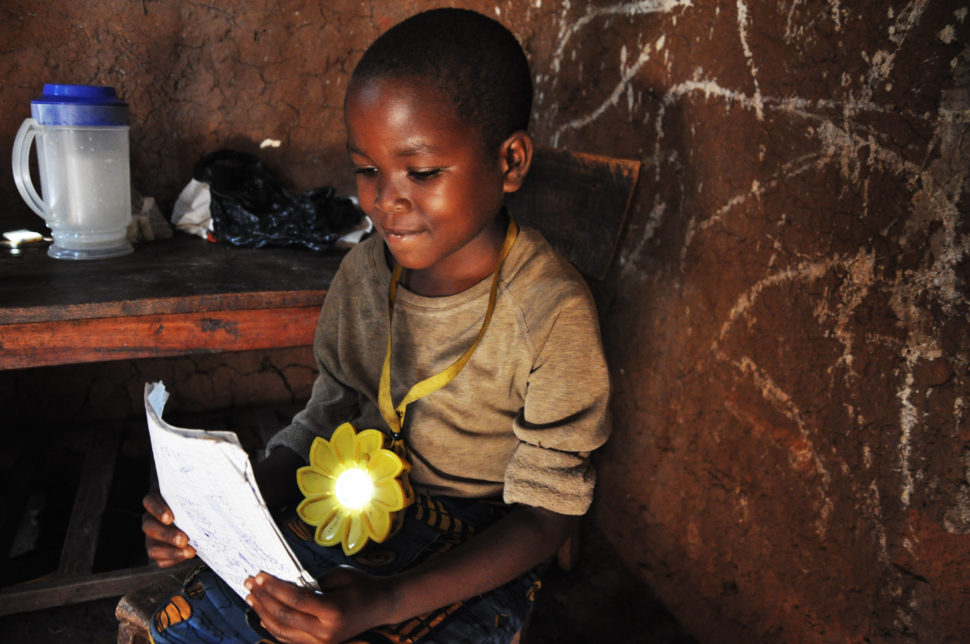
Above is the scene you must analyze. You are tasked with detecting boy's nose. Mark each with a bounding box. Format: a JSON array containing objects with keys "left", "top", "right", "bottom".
[{"left": 374, "top": 176, "right": 411, "bottom": 215}]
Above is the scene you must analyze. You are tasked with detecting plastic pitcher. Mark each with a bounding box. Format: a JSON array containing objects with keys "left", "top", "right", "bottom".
[{"left": 12, "top": 84, "right": 133, "bottom": 259}]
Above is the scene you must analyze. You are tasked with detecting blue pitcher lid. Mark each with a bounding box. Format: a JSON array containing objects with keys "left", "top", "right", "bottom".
[{"left": 31, "top": 84, "right": 129, "bottom": 126}]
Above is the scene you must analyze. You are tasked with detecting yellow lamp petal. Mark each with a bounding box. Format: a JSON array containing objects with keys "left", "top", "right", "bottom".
[
  {"left": 355, "top": 429, "right": 385, "bottom": 461},
  {"left": 330, "top": 423, "right": 357, "bottom": 464},
  {"left": 368, "top": 449, "right": 404, "bottom": 481},
  {"left": 315, "top": 510, "right": 349, "bottom": 547},
  {"left": 371, "top": 479, "right": 405, "bottom": 511},
  {"left": 298, "top": 422, "right": 415, "bottom": 554},
  {"left": 296, "top": 494, "right": 339, "bottom": 526},
  {"left": 308, "top": 437, "right": 340, "bottom": 477},
  {"left": 296, "top": 467, "right": 333, "bottom": 496},
  {"left": 343, "top": 515, "right": 368, "bottom": 555},
  {"left": 362, "top": 502, "right": 392, "bottom": 542}
]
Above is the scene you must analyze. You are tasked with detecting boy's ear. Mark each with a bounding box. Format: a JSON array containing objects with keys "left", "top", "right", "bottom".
[{"left": 499, "top": 131, "right": 533, "bottom": 194}]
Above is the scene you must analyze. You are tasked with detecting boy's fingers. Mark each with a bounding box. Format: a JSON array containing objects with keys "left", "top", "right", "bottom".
[
  {"left": 145, "top": 539, "right": 195, "bottom": 567},
  {"left": 251, "top": 573, "right": 339, "bottom": 627},
  {"left": 141, "top": 513, "right": 188, "bottom": 546},
  {"left": 142, "top": 494, "right": 173, "bottom": 524},
  {"left": 248, "top": 583, "right": 328, "bottom": 643},
  {"left": 254, "top": 573, "right": 321, "bottom": 612},
  {"left": 141, "top": 494, "right": 194, "bottom": 568}
]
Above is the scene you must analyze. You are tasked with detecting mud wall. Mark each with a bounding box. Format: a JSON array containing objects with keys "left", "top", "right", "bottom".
[{"left": 2, "top": 1, "right": 968, "bottom": 642}]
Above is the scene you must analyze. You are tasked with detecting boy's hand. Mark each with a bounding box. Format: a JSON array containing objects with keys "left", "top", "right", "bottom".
[
  {"left": 141, "top": 447, "right": 300, "bottom": 569},
  {"left": 142, "top": 492, "right": 196, "bottom": 567},
  {"left": 244, "top": 568, "right": 393, "bottom": 643}
]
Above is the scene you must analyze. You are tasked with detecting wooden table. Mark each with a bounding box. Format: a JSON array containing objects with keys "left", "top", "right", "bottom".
[
  {"left": 0, "top": 233, "right": 343, "bottom": 614},
  {"left": 0, "top": 233, "right": 342, "bottom": 369}
]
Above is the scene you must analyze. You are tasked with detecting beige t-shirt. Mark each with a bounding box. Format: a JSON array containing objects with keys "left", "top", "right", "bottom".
[{"left": 267, "top": 225, "right": 611, "bottom": 515}]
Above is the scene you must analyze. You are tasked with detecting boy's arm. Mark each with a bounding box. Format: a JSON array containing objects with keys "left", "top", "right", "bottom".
[
  {"left": 246, "top": 504, "right": 576, "bottom": 642},
  {"left": 386, "top": 504, "right": 575, "bottom": 619},
  {"left": 254, "top": 445, "right": 305, "bottom": 511}
]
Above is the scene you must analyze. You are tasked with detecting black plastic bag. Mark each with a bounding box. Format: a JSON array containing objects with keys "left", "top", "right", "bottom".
[{"left": 194, "top": 149, "right": 363, "bottom": 251}]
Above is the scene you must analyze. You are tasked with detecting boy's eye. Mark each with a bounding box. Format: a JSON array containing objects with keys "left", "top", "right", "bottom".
[
  {"left": 354, "top": 167, "right": 378, "bottom": 178},
  {"left": 408, "top": 168, "right": 442, "bottom": 182}
]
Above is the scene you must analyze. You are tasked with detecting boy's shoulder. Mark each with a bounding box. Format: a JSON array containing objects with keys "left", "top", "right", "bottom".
[{"left": 503, "top": 224, "right": 597, "bottom": 314}]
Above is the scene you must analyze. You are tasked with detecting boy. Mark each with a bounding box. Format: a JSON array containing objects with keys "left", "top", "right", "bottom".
[{"left": 143, "top": 8, "right": 610, "bottom": 643}]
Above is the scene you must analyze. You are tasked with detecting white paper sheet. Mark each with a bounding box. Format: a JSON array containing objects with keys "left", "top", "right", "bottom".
[{"left": 145, "top": 381, "right": 317, "bottom": 600}]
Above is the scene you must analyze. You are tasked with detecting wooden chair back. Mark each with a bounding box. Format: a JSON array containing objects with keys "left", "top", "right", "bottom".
[{"left": 506, "top": 146, "right": 641, "bottom": 280}]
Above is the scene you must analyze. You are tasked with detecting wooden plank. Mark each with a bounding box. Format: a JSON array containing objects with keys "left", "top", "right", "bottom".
[
  {"left": 0, "top": 290, "right": 328, "bottom": 325},
  {"left": 0, "top": 563, "right": 193, "bottom": 616},
  {"left": 506, "top": 147, "right": 641, "bottom": 279},
  {"left": 58, "top": 422, "right": 124, "bottom": 576},
  {"left": 0, "top": 305, "right": 321, "bottom": 369}
]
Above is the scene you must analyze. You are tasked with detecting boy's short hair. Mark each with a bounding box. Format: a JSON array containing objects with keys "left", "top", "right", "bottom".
[{"left": 349, "top": 8, "right": 533, "bottom": 152}]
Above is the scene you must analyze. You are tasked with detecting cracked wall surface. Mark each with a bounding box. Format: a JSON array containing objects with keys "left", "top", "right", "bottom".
[{"left": 2, "top": 1, "right": 968, "bottom": 641}]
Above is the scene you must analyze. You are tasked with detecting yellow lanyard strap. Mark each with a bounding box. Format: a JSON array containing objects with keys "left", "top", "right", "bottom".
[{"left": 378, "top": 219, "right": 519, "bottom": 436}]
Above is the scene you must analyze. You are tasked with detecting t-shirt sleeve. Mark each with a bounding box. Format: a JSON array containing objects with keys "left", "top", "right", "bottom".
[
  {"left": 503, "top": 285, "right": 612, "bottom": 515},
  {"left": 265, "top": 263, "right": 361, "bottom": 462}
]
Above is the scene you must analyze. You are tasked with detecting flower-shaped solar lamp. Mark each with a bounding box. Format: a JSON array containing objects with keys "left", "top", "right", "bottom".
[{"left": 296, "top": 422, "right": 414, "bottom": 555}]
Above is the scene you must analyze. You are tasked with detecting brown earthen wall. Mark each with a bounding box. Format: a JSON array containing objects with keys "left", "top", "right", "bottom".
[{"left": 2, "top": 1, "right": 968, "bottom": 641}]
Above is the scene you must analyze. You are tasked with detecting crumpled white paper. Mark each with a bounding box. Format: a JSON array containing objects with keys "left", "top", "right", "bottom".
[{"left": 170, "top": 178, "right": 214, "bottom": 239}]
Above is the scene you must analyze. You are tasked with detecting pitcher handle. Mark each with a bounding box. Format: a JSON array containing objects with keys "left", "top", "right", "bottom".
[{"left": 12, "top": 118, "right": 50, "bottom": 220}]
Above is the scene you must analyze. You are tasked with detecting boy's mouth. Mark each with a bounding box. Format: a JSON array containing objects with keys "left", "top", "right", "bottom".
[{"left": 382, "top": 227, "right": 424, "bottom": 241}]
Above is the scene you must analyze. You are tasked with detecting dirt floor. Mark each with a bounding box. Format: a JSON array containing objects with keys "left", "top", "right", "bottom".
[{"left": 0, "top": 407, "right": 697, "bottom": 643}]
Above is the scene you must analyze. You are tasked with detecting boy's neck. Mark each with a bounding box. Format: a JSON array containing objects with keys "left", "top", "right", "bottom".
[{"left": 402, "top": 267, "right": 483, "bottom": 297}]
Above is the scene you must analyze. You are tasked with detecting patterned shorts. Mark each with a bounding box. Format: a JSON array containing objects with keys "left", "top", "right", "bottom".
[{"left": 149, "top": 495, "right": 541, "bottom": 644}]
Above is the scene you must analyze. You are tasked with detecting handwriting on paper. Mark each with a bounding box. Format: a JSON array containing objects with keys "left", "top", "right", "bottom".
[{"left": 145, "top": 382, "right": 317, "bottom": 600}]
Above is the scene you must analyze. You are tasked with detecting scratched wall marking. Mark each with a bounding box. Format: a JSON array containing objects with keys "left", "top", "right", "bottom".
[
  {"left": 709, "top": 34, "right": 967, "bottom": 517},
  {"left": 734, "top": 0, "right": 764, "bottom": 120},
  {"left": 537, "top": 0, "right": 970, "bottom": 552},
  {"left": 543, "top": 0, "right": 693, "bottom": 145}
]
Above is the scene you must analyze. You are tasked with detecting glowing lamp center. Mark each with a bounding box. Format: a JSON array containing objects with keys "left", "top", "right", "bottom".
[{"left": 335, "top": 468, "right": 374, "bottom": 510}]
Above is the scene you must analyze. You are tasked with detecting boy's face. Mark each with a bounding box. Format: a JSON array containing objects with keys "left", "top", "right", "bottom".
[{"left": 345, "top": 76, "right": 511, "bottom": 294}]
